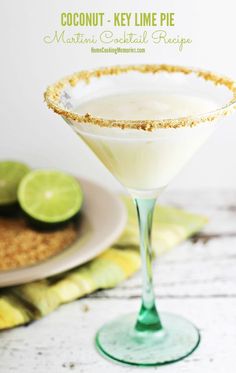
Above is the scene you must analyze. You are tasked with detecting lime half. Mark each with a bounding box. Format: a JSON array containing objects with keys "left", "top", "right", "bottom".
[
  {"left": 0, "top": 160, "right": 30, "bottom": 205},
  {"left": 18, "top": 170, "right": 83, "bottom": 223}
]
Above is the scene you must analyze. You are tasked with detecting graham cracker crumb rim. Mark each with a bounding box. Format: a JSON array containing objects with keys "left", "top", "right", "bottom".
[{"left": 44, "top": 64, "right": 236, "bottom": 131}]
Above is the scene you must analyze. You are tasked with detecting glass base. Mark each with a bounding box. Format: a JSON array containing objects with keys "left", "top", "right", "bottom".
[{"left": 95, "top": 312, "right": 200, "bottom": 366}]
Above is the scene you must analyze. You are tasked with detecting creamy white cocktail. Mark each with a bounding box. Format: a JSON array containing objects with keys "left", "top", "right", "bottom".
[
  {"left": 45, "top": 64, "right": 236, "bottom": 366},
  {"left": 75, "top": 92, "right": 216, "bottom": 196}
]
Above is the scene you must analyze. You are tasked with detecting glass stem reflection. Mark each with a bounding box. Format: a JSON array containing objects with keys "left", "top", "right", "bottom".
[{"left": 134, "top": 198, "right": 163, "bottom": 332}]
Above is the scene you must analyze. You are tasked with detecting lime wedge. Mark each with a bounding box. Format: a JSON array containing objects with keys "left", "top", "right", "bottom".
[
  {"left": 18, "top": 170, "right": 83, "bottom": 223},
  {"left": 0, "top": 160, "right": 30, "bottom": 205}
]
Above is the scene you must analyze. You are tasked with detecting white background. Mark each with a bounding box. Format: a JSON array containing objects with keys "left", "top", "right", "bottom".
[{"left": 1, "top": 0, "right": 236, "bottom": 192}]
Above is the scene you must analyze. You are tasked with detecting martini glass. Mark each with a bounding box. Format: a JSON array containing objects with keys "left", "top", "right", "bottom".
[{"left": 45, "top": 65, "right": 236, "bottom": 366}]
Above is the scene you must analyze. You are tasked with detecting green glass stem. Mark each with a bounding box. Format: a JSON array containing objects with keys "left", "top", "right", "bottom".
[
  {"left": 95, "top": 196, "right": 200, "bottom": 365},
  {"left": 134, "top": 198, "right": 163, "bottom": 333}
]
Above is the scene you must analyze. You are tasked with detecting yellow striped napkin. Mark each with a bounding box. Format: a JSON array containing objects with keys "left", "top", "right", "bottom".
[{"left": 0, "top": 197, "right": 207, "bottom": 330}]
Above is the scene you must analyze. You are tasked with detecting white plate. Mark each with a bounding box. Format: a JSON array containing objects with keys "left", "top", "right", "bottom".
[{"left": 0, "top": 179, "right": 127, "bottom": 287}]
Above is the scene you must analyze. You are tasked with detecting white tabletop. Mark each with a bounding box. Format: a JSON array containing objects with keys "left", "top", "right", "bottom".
[{"left": 0, "top": 190, "right": 235, "bottom": 373}]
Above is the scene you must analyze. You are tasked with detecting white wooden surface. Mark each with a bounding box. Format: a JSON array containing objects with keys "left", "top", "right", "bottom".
[{"left": 0, "top": 190, "right": 236, "bottom": 373}]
